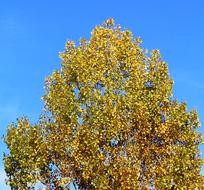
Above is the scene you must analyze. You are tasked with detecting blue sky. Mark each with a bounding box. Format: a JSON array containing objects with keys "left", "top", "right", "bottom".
[{"left": 0, "top": 0, "right": 204, "bottom": 189}]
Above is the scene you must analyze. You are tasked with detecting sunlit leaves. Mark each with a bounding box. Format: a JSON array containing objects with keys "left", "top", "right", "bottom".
[
  {"left": 4, "top": 19, "right": 204, "bottom": 189},
  {"left": 4, "top": 118, "right": 48, "bottom": 189}
]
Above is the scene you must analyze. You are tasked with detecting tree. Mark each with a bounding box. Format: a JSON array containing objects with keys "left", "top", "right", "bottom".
[{"left": 4, "top": 19, "right": 204, "bottom": 189}]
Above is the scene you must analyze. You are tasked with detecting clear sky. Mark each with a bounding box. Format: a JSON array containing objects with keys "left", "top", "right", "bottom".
[{"left": 0, "top": 0, "right": 204, "bottom": 189}]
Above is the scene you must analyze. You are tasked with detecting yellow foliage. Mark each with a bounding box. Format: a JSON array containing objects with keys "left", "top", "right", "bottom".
[{"left": 4, "top": 19, "right": 204, "bottom": 189}]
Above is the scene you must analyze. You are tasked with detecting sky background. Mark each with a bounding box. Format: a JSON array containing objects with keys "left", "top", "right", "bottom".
[{"left": 0, "top": 0, "right": 204, "bottom": 189}]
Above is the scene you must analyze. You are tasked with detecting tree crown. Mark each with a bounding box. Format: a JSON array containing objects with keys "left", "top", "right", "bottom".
[{"left": 4, "top": 19, "right": 204, "bottom": 190}]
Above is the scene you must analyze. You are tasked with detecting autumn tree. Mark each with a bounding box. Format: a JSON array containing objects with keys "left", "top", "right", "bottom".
[{"left": 4, "top": 19, "right": 204, "bottom": 190}]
